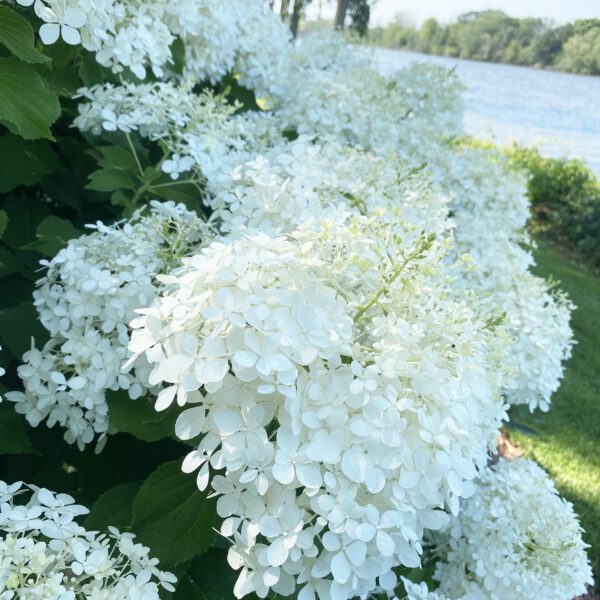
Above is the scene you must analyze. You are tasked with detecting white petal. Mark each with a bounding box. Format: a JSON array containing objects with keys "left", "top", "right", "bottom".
[
  {"left": 175, "top": 407, "right": 205, "bottom": 441},
  {"left": 267, "top": 538, "right": 288, "bottom": 567},
  {"left": 39, "top": 23, "right": 60, "bottom": 44},
  {"left": 155, "top": 385, "right": 177, "bottom": 411},
  {"left": 182, "top": 450, "right": 205, "bottom": 473},
  {"left": 60, "top": 24, "right": 81, "bottom": 45},
  {"left": 330, "top": 552, "right": 351, "bottom": 584},
  {"left": 64, "top": 7, "right": 86, "bottom": 27}
]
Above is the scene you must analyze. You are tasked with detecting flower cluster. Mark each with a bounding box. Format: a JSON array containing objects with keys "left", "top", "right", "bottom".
[
  {"left": 15, "top": 0, "right": 291, "bottom": 93},
  {"left": 74, "top": 81, "right": 284, "bottom": 183},
  {"left": 127, "top": 216, "right": 510, "bottom": 600},
  {"left": 436, "top": 147, "right": 574, "bottom": 410},
  {"left": 6, "top": 202, "right": 208, "bottom": 449},
  {"left": 431, "top": 458, "right": 593, "bottom": 599},
  {"left": 208, "top": 136, "right": 450, "bottom": 239},
  {"left": 0, "top": 480, "right": 176, "bottom": 598},
  {"left": 270, "top": 32, "right": 574, "bottom": 412}
]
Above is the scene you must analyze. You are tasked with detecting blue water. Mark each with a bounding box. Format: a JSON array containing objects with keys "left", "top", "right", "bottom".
[{"left": 374, "top": 48, "right": 600, "bottom": 174}]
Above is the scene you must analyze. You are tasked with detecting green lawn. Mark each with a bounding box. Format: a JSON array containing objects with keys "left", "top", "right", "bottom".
[{"left": 508, "top": 243, "right": 600, "bottom": 583}]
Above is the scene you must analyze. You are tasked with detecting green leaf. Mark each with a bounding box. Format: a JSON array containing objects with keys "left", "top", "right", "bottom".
[
  {"left": 0, "top": 134, "right": 59, "bottom": 192},
  {"left": 86, "top": 168, "right": 135, "bottom": 193},
  {"left": 132, "top": 460, "right": 219, "bottom": 566},
  {"left": 0, "top": 402, "right": 38, "bottom": 455},
  {"left": 106, "top": 390, "right": 179, "bottom": 443},
  {"left": 85, "top": 481, "right": 140, "bottom": 531},
  {"left": 0, "top": 57, "right": 60, "bottom": 140},
  {"left": 0, "top": 247, "right": 19, "bottom": 278},
  {"left": 151, "top": 179, "right": 205, "bottom": 210},
  {"left": 0, "top": 6, "right": 50, "bottom": 64},
  {"left": 186, "top": 549, "right": 237, "bottom": 600},
  {"left": 0, "top": 210, "right": 7, "bottom": 239},
  {"left": 0, "top": 300, "right": 47, "bottom": 359},
  {"left": 98, "top": 145, "right": 140, "bottom": 173},
  {"left": 21, "top": 215, "right": 82, "bottom": 257}
]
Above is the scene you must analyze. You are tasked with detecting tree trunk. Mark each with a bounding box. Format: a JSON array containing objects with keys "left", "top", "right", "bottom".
[
  {"left": 334, "top": 0, "right": 348, "bottom": 29},
  {"left": 290, "top": 0, "right": 303, "bottom": 38},
  {"left": 280, "top": 0, "right": 290, "bottom": 17}
]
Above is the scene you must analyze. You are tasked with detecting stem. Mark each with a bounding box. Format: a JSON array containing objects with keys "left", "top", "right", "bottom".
[{"left": 125, "top": 132, "right": 144, "bottom": 178}]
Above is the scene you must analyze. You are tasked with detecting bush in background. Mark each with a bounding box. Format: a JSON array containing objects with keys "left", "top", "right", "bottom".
[{"left": 506, "top": 146, "right": 600, "bottom": 268}]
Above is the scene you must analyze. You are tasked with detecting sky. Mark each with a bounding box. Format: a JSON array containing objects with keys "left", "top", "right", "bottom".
[{"left": 306, "top": 0, "right": 600, "bottom": 26}]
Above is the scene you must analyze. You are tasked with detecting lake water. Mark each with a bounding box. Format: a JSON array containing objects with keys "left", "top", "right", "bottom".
[{"left": 374, "top": 48, "right": 600, "bottom": 174}]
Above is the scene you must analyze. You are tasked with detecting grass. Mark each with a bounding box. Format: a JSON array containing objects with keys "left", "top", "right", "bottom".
[{"left": 507, "top": 242, "right": 600, "bottom": 583}]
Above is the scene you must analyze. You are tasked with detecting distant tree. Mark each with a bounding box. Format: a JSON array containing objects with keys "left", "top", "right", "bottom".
[
  {"left": 334, "top": 0, "right": 376, "bottom": 36},
  {"left": 558, "top": 27, "right": 600, "bottom": 75},
  {"left": 334, "top": 0, "right": 348, "bottom": 29}
]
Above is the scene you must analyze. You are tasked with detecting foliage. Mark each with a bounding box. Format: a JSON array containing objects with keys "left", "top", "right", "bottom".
[
  {"left": 369, "top": 11, "right": 600, "bottom": 75},
  {"left": 506, "top": 145, "right": 600, "bottom": 269}
]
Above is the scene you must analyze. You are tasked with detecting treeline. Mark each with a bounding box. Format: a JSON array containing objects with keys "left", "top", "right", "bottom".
[{"left": 369, "top": 11, "right": 600, "bottom": 75}]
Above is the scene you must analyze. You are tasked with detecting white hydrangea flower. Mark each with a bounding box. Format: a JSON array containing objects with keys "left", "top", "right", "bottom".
[
  {"left": 432, "top": 458, "right": 594, "bottom": 600},
  {"left": 73, "top": 81, "right": 284, "bottom": 184},
  {"left": 128, "top": 216, "right": 510, "bottom": 600},
  {"left": 208, "top": 135, "right": 450, "bottom": 240},
  {"left": 437, "top": 147, "right": 575, "bottom": 410},
  {"left": 5, "top": 201, "right": 209, "bottom": 450},
  {"left": 0, "top": 480, "right": 176, "bottom": 598},
  {"left": 17, "top": 0, "right": 292, "bottom": 91},
  {"left": 270, "top": 33, "right": 574, "bottom": 413}
]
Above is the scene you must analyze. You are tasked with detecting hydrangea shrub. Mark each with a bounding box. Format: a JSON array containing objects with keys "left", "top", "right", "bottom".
[{"left": 0, "top": 1, "right": 593, "bottom": 599}]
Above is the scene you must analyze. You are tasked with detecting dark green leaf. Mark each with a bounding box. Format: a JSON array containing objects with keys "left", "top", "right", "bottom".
[
  {"left": 106, "top": 390, "right": 179, "bottom": 443},
  {"left": 151, "top": 179, "right": 205, "bottom": 210},
  {"left": 0, "top": 209, "right": 7, "bottom": 239},
  {"left": 0, "top": 247, "right": 19, "bottom": 278},
  {"left": 21, "top": 215, "right": 82, "bottom": 257},
  {"left": 0, "top": 300, "right": 47, "bottom": 358},
  {"left": 132, "top": 460, "right": 219, "bottom": 566},
  {"left": 86, "top": 168, "right": 135, "bottom": 193},
  {"left": 0, "top": 402, "right": 38, "bottom": 455},
  {"left": 98, "top": 145, "right": 140, "bottom": 173},
  {"left": 0, "top": 57, "right": 60, "bottom": 139},
  {"left": 187, "top": 549, "right": 237, "bottom": 600},
  {"left": 0, "top": 134, "right": 59, "bottom": 192},
  {"left": 0, "top": 6, "right": 50, "bottom": 64},
  {"left": 85, "top": 481, "right": 140, "bottom": 531}
]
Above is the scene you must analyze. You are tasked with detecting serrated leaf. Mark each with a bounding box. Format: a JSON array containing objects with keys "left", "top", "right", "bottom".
[
  {"left": 0, "top": 210, "right": 7, "bottom": 239},
  {"left": 132, "top": 460, "right": 219, "bottom": 566},
  {"left": 0, "top": 402, "right": 38, "bottom": 455},
  {"left": 21, "top": 215, "right": 82, "bottom": 257},
  {"left": 86, "top": 168, "right": 135, "bottom": 193},
  {"left": 106, "top": 390, "right": 179, "bottom": 443},
  {"left": 85, "top": 481, "right": 139, "bottom": 531},
  {"left": 0, "top": 57, "right": 60, "bottom": 140},
  {"left": 0, "top": 134, "right": 59, "bottom": 192},
  {"left": 0, "top": 6, "right": 50, "bottom": 64}
]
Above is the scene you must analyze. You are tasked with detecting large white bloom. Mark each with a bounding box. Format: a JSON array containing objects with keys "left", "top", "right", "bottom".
[
  {"left": 5, "top": 202, "right": 208, "bottom": 450},
  {"left": 0, "top": 480, "right": 176, "bottom": 598},
  {"left": 433, "top": 458, "right": 594, "bottom": 600},
  {"left": 16, "top": 0, "right": 292, "bottom": 93},
  {"left": 209, "top": 136, "right": 450, "bottom": 240},
  {"left": 128, "top": 218, "right": 510, "bottom": 600}
]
